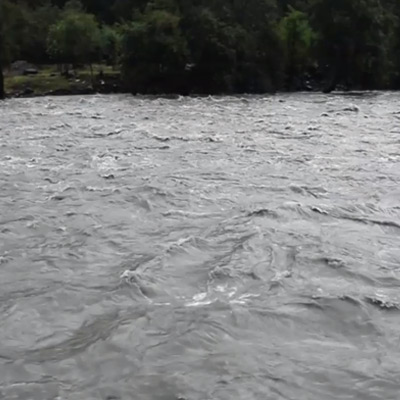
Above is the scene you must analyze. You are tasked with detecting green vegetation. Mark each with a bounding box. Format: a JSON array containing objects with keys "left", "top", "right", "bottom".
[
  {"left": 47, "top": 8, "right": 102, "bottom": 71},
  {"left": 5, "top": 73, "right": 70, "bottom": 94},
  {"left": 3, "top": 64, "right": 120, "bottom": 97},
  {"left": 0, "top": 0, "right": 399, "bottom": 97},
  {"left": 279, "top": 7, "right": 316, "bottom": 89}
]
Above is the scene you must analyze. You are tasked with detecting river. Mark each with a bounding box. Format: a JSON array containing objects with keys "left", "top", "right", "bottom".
[{"left": 0, "top": 93, "right": 399, "bottom": 400}]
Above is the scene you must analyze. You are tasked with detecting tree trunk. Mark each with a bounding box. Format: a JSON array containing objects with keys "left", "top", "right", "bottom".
[
  {"left": 0, "top": 67, "right": 4, "bottom": 100},
  {"left": 0, "top": 27, "right": 4, "bottom": 99},
  {"left": 89, "top": 63, "right": 94, "bottom": 89},
  {"left": 0, "top": 66, "right": 6, "bottom": 100}
]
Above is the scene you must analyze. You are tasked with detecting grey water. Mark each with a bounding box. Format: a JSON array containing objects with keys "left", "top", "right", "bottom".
[{"left": 0, "top": 93, "right": 400, "bottom": 400}]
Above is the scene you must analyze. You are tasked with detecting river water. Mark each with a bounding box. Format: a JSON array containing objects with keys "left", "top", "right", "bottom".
[{"left": 0, "top": 93, "right": 399, "bottom": 400}]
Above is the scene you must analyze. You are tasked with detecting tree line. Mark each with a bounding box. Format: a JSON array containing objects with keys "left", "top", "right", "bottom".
[{"left": 1, "top": 0, "right": 400, "bottom": 97}]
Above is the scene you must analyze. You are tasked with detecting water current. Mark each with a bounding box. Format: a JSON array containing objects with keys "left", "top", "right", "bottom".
[{"left": 0, "top": 93, "right": 400, "bottom": 400}]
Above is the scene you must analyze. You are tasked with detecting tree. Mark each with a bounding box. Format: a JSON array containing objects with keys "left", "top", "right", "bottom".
[
  {"left": 101, "top": 25, "right": 121, "bottom": 66},
  {"left": 182, "top": 7, "right": 238, "bottom": 93},
  {"left": 0, "top": 0, "right": 19, "bottom": 99},
  {"left": 0, "top": 0, "right": 28, "bottom": 64},
  {"left": 47, "top": 6, "right": 102, "bottom": 80},
  {"left": 112, "top": 0, "right": 148, "bottom": 22},
  {"left": 25, "top": 2, "right": 60, "bottom": 63},
  {"left": 279, "top": 7, "right": 316, "bottom": 89},
  {"left": 178, "top": 0, "right": 285, "bottom": 93},
  {"left": 121, "top": 9, "right": 189, "bottom": 93},
  {"left": 0, "top": 1, "right": 60, "bottom": 66},
  {"left": 3, "top": 0, "right": 400, "bottom": 95},
  {"left": 0, "top": 32, "right": 4, "bottom": 99},
  {"left": 309, "top": 0, "right": 388, "bottom": 91}
]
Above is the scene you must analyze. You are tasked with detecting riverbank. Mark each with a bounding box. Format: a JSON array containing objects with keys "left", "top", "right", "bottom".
[
  {"left": 2, "top": 64, "right": 356, "bottom": 98},
  {"left": 4, "top": 65, "right": 125, "bottom": 98}
]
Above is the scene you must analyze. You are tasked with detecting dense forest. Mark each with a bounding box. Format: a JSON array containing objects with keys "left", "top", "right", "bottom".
[{"left": 1, "top": 0, "right": 400, "bottom": 97}]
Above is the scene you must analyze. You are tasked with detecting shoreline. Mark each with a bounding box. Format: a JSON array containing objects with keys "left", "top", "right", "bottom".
[
  {"left": 3, "top": 66, "right": 382, "bottom": 100},
  {"left": 2, "top": 88, "right": 386, "bottom": 100},
  {"left": 4, "top": 87, "right": 129, "bottom": 99},
  {"left": 3, "top": 64, "right": 124, "bottom": 100}
]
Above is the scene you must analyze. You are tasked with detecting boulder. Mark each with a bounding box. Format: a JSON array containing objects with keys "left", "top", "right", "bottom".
[
  {"left": 10, "top": 60, "right": 37, "bottom": 76},
  {"left": 23, "top": 68, "right": 38, "bottom": 76}
]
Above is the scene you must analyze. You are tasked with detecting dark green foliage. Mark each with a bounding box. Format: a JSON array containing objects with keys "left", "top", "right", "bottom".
[
  {"left": 118, "top": 0, "right": 285, "bottom": 93},
  {"left": 2, "top": 0, "right": 400, "bottom": 93},
  {"left": 101, "top": 26, "right": 121, "bottom": 66},
  {"left": 47, "top": 7, "right": 102, "bottom": 66},
  {"left": 182, "top": 7, "right": 239, "bottom": 93},
  {"left": 279, "top": 7, "right": 316, "bottom": 89},
  {"left": 309, "top": 0, "right": 389, "bottom": 90},
  {"left": 0, "top": 3, "right": 4, "bottom": 98},
  {"left": 0, "top": 69, "right": 4, "bottom": 99},
  {"left": 121, "top": 9, "right": 189, "bottom": 93},
  {"left": 0, "top": 30, "right": 4, "bottom": 99},
  {"left": 179, "top": 0, "right": 285, "bottom": 93},
  {"left": 0, "top": 0, "right": 60, "bottom": 64}
]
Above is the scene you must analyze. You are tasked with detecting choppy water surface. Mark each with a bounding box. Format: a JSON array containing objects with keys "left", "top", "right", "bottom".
[{"left": 0, "top": 93, "right": 400, "bottom": 400}]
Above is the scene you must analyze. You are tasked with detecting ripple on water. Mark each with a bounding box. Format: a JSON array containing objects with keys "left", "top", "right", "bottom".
[{"left": 0, "top": 93, "right": 400, "bottom": 399}]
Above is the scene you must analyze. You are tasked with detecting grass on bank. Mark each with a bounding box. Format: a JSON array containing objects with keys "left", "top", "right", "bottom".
[
  {"left": 5, "top": 73, "right": 71, "bottom": 93},
  {"left": 4, "top": 64, "right": 120, "bottom": 96}
]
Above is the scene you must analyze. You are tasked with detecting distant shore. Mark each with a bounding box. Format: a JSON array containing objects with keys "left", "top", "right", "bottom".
[
  {"left": 4, "top": 64, "right": 126, "bottom": 99},
  {"left": 5, "top": 85, "right": 127, "bottom": 99},
  {"left": 3, "top": 64, "right": 369, "bottom": 99}
]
